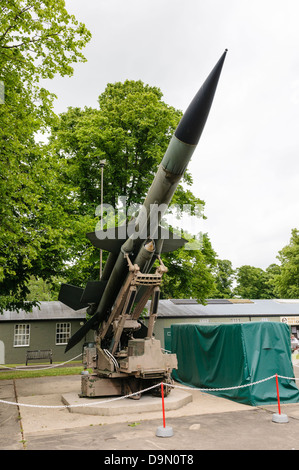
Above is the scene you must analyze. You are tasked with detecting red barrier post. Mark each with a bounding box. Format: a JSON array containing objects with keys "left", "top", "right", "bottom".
[
  {"left": 161, "top": 382, "right": 166, "bottom": 428},
  {"left": 272, "top": 373, "right": 288, "bottom": 423},
  {"left": 155, "top": 382, "right": 174, "bottom": 436},
  {"left": 275, "top": 373, "right": 281, "bottom": 415}
]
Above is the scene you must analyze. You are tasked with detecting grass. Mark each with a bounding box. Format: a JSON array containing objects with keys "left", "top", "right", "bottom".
[{"left": 0, "top": 363, "right": 87, "bottom": 380}]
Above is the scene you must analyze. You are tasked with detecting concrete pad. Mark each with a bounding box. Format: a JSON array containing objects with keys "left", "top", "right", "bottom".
[
  {"left": 0, "top": 380, "right": 23, "bottom": 450},
  {"left": 12, "top": 375, "right": 80, "bottom": 397},
  {"left": 61, "top": 388, "right": 192, "bottom": 416},
  {"left": 2, "top": 363, "right": 299, "bottom": 450},
  {"left": 17, "top": 381, "right": 255, "bottom": 436},
  {"left": 0, "top": 381, "right": 15, "bottom": 399}
]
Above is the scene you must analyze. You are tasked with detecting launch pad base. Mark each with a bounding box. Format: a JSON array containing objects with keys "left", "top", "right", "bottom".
[
  {"left": 80, "top": 374, "right": 124, "bottom": 398},
  {"left": 61, "top": 388, "right": 192, "bottom": 416}
]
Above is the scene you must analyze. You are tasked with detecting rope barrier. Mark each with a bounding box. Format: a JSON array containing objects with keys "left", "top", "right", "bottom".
[
  {"left": 167, "top": 375, "right": 278, "bottom": 392},
  {"left": 0, "top": 373, "right": 298, "bottom": 409},
  {"left": 0, "top": 382, "right": 160, "bottom": 409}
]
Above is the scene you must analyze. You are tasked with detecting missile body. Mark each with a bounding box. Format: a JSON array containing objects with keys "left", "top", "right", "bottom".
[{"left": 62, "top": 50, "right": 227, "bottom": 352}]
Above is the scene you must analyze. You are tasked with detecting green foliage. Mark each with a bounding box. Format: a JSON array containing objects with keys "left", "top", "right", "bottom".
[
  {"left": 1, "top": 3, "right": 297, "bottom": 308},
  {"left": 50, "top": 80, "right": 186, "bottom": 210},
  {"left": 234, "top": 264, "right": 277, "bottom": 299},
  {"left": 0, "top": 0, "right": 91, "bottom": 82},
  {"left": 161, "top": 233, "right": 217, "bottom": 303},
  {"left": 25, "top": 276, "right": 66, "bottom": 301},
  {"left": 272, "top": 228, "right": 299, "bottom": 298},
  {"left": 211, "top": 259, "right": 235, "bottom": 298},
  {"left": 232, "top": 229, "right": 299, "bottom": 300},
  {"left": 49, "top": 80, "right": 207, "bottom": 290},
  {"left": 0, "top": 141, "right": 81, "bottom": 311},
  {"left": 0, "top": 1, "right": 91, "bottom": 312}
]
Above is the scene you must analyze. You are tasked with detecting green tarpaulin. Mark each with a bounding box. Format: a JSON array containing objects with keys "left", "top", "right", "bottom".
[{"left": 170, "top": 322, "right": 299, "bottom": 406}]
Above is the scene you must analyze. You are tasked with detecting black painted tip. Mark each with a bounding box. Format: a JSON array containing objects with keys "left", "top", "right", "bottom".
[{"left": 175, "top": 49, "right": 227, "bottom": 146}]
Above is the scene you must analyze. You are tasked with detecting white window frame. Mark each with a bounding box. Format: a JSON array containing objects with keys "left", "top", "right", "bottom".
[
  {"left": 14, "top": 324, "right": 30, "bottom": 347},
  {"left": 56, "top": 322, "right": 71, "bottom": 345}
]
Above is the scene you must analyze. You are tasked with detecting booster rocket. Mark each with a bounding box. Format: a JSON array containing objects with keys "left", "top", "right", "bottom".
[{"left": 59, "top": 50, "right": 227, "bottom": 354}]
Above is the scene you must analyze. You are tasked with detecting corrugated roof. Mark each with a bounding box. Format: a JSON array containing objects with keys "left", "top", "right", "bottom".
[
  {"left": 0, "top": 301, "right": 87, "bottom": 321},
  {"left": 145, "top": 299, "right": 299, "bottom": 318},
  {"left": 1, "top": 299, "right": 299, "bottom": 321}
]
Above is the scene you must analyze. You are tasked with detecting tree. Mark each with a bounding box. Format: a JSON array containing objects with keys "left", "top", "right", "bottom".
[
  {"left": 272, "top": 228, "right": 299, "bottom": 298},
  {"left": 161, "top": 233, "right": 217, "bottom": 303},
  {"left": 25, "top": 276, "right": 61, "bottom": 301},
  {"left": 50, "top": 80, "right": 202, "bottom": 210},
  {"left": 234, "top": 265, "right": 276, "bottom": 299},
  {"left": 0, "top": 1, "right": 91, "bottom": 312},
  {"left": 0, "top": 1, "right": 91, "bottom": 81},
  {"left": 49, "top": 80, "right": 206, "bottom": 289},
  {"left": 211, "top": 259, "right": 235, "bottom": 298}
]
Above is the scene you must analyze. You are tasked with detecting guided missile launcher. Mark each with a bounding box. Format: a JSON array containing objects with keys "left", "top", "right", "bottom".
[{"left": 59, "top": 50, "right": 227, "bottom": 398}]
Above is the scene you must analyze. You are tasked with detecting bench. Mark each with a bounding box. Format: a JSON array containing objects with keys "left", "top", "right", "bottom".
[{"left": 26, "top": 349, "right": 53, "bottom": 366}]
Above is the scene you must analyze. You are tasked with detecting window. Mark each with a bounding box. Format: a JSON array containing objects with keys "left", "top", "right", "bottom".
[
  {"left": 14, "top": 324, "right": 30, "bottom": 347},
  {"left": 56, "top": 323, "right": 71, "bottom": 345}
]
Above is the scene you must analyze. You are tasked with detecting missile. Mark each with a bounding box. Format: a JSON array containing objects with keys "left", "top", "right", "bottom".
[{"left": 59, "top": 50, "right": 227, "bottom": 352}]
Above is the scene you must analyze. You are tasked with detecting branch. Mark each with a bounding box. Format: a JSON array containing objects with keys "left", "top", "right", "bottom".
[
  {"left": 0, "top": 31, "right": 63, "bottom": 50},
  {"left": 0, "top": 4, "right": 34, "bottom": 43}
]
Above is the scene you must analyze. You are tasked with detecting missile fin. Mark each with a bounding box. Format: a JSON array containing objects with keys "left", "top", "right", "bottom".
[
  {"left": 58, "top": 284, "right": 89, "bottom": 311},
  {"left": 152, "top": 226, "right": 188, "bottom": 252},
  {"left": 80, "top": 280, "right": 107, "bottom": 304},
  {"left": 86, "top": 230, "right": 123, "bottom": 253},
  {"left": 160, "top": 237, "right": 187, "bottom": 253},
  {"left": 87, "top": 228, "right": 187, "bottom": 252}
]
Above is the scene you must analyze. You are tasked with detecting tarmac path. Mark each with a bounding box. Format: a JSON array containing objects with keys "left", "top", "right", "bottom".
[{"left": 1, "top": 363, "right": 299, "bottom": 452}]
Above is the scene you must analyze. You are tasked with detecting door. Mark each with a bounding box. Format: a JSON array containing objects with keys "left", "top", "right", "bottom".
[{"left": 0, "top": 341, "right": 4, "bottom": 364}]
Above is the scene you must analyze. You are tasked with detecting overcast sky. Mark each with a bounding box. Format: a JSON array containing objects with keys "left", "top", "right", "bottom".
[{"left": 43, "top": 0, "right": 299, "bottom": 270}]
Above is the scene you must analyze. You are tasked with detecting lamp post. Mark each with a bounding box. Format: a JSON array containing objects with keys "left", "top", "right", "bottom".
[{"left": 99, "top": 159, "right": 106, "bottom": 279}]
